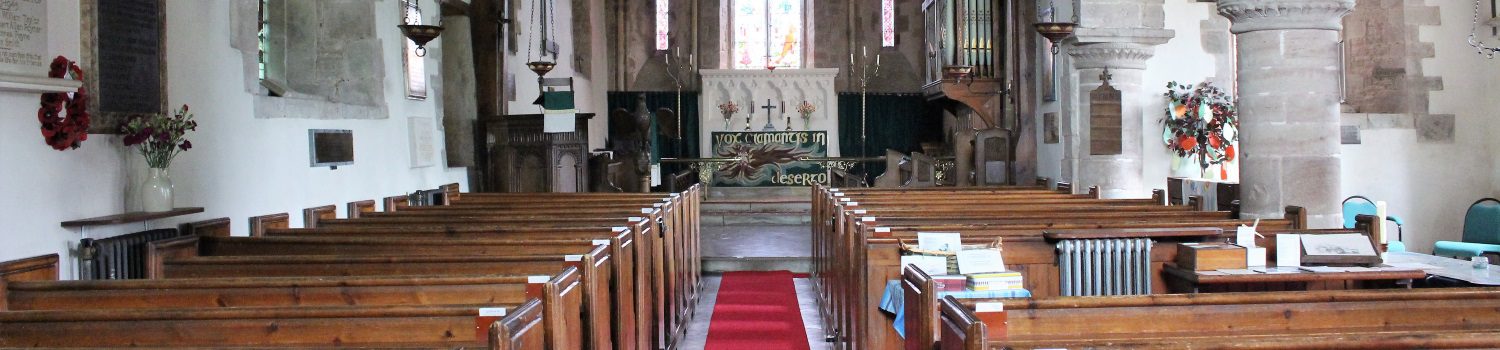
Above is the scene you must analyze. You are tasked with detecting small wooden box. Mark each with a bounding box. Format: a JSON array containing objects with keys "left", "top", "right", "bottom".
[{"left": 1176, "top": 243, "right": 1248, "bottom": 271}]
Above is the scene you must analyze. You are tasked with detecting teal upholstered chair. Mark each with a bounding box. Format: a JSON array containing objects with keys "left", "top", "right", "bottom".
[
  {"left": 1433, "top": 198, "right": 1500, "bottom": 260},
  {"left": 1342, "top": 196, "right": 1406, "bottom": 252}
]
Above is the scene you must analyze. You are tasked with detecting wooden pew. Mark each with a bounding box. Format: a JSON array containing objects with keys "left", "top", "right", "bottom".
[
  {"left": 3, "top": 271, "right": 585, "bottom": 349},
  {"left": 154, "top": 246, "right": 614, "bottom": 350},
  {"left": 0, "top": 301, "right": 541, "bottom": 348},
  {"left": 312, "top": 192, "right": 701, "bottom": 350},
  {"left": 937, "top": 288, "right": 1500, "bottom": 349},
  {"left": 147, "top": 234, "right": 639, "bottom": 350},
  {"left": 808, "top": 184, "right": 1303, "bottom": 350}
]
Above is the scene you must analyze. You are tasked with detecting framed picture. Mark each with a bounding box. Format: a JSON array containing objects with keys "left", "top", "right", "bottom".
[{"left": 82, "top": 0, "right": 169, "bottom": 134}]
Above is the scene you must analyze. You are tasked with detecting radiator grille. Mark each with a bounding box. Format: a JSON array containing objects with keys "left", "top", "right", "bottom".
[
  {"left": 79, "top": 229, "right": 185, "bottom": 280},
  {"left": 1056, "top": 238, "right": 1153, "bottom": 296}
]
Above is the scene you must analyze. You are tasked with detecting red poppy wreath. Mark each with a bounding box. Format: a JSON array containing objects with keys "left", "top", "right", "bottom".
[{"left": 38, "top": 56, "right": 89, "bottom": 151}]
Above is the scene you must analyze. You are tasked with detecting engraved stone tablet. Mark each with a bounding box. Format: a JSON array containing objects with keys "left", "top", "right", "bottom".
[
  {"left": 1090, "top": 69, "right": 1122, "bottom": 155},
  {"left": 0, "top": 0, "right": 48, "bottom": 77}
]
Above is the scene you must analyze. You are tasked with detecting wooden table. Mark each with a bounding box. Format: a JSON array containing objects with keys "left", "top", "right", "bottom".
[{"left": 1163, "top": 264, "right": 1424, "bottom": 293}]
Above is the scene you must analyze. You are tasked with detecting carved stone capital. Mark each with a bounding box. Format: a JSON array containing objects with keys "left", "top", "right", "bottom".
[
  {"left": 1069, "top": 43, "right": 1156, "bottom": 70},
  {"left": 1217, "top": 0, "right": 1356, "bottom": 33}
]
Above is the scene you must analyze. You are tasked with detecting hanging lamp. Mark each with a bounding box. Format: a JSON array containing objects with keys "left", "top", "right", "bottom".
[
  {"left": 526, "top": 0, "right": 559, "bottom": 77},
  {"left": 398, "top": 0, "right": 443, "bottom": 57}
]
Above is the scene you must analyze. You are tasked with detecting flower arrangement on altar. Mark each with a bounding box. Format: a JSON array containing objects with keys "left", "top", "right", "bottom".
[
  {"left": 1162, "top": 81, "right": 1238, "bottom": 179},
  {"left": 796, "top": 101, "right": 816, "bottom": 129},
  {"left": 38, "top": 56, "right": 90, "bottom": 151},
  {"left": 718, "top": 101, "right": 740, "bottom": 128},
  {"left": 121, "top": 104, "right": 198, "bottom": 169}
]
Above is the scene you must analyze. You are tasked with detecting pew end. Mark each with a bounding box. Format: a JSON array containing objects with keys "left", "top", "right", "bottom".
[
  {"left": 247, "top": 212, "right": 290, "bottom": 237},
  {"left": 178, "top": 217, "right": 231, "bottom": 237},
  {"left": 347, "top": 199, "right": 377, "bottom": 219},
  {"left": 1151, "top": 189, "right": 1167, "bottom": 206},
  {"left": 1286, "top": 206, "right": 1308, "bottom": 229},
  {"left": 492, "top": 299, "right": 547, "bottom": 350},
  {"left": 384, "top": 195, "right": 411, "bottom": 212},
  {"left": 0, "top": 254, "right": 59, "bottom": 283},
  {"left": 938, "top": 296, "right": 987, "bottom": 350},
  {"left": 302, "top": 205, "right": 337, "bottom": 228},
  {"left": 145, "top": 235, "right": 202, "bottom": 279},
  {"left": 1188, "top": 195, "right": 1207, "bottom": 211},
  {"left": 902, "top": 265, "right": 938, "bottom": 350},
  {"left": 1087, "top": 185, "right": 1101, "bottom": 199},
  {"left": 443, "top": 182, "right": 461, "bottom": 203}
]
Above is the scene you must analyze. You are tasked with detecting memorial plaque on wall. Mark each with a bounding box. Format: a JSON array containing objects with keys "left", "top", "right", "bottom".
[
  {"left": 1089, "top": 70, "right": 1122, "bottom": 155},
  {"left": 0, "top": 0, "right": 49, "bottom": 78},
  {"left": 82, "top": 0, "right": 167, "bottom": 133}
]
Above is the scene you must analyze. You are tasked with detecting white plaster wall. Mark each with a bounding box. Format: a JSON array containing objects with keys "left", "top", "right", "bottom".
[
  {"left": 505, "top": 0, "right": 610, "bottom": 151},
  {"left": 0, "top": 0, "right": 468, "bottom": 278},
  {"left": 1339, "top": 0, "right": 1500, "bottom": 253},
  {"left": 1141, "top": 0, "right": 1237, "bottom": 191}
]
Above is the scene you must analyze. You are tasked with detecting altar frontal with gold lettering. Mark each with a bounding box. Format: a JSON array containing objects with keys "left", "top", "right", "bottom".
[{"left": 711, "top": 131, "right": 827, "bottom": 187}]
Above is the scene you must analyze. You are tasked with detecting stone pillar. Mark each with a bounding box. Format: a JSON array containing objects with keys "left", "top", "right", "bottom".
[
  {"left": 1061, "top": 0, "right": 1173, "bottom": 198},
  {"left": 1219, "top": 0, "right": 1354, "bottom": 228},
  {"left": 1068, "top": 41, "right": 1160, "bottom": 198}
]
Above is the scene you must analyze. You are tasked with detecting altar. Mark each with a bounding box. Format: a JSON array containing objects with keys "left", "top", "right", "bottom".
[{"left": 699, "top": 69, "right": 841, "bottom": 186}]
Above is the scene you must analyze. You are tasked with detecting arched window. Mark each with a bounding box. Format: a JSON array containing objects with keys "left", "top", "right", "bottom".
[{"left": 732, "top": 0, "right": 804, "bottom": 69}]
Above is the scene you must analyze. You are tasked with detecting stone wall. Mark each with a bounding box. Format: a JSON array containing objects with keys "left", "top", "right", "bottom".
[{"left": 258, "top": 0, "right": 388, "bottom": 117}]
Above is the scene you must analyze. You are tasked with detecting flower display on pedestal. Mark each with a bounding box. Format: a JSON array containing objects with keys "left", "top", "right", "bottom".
[{"left": 1162, "top": 81, "right": 1238, "bottom": 179}]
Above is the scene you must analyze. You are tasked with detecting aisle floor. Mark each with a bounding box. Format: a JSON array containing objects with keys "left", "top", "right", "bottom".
[{"left": 678, "top": 274, "right": 832, "bottom": 350}]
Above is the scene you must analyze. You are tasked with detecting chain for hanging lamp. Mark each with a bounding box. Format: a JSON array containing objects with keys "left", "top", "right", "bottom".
[
  {"left": 398, "top": 0, "right": 443, "bottom": 57},
  {"left": 1470, "top": 0, "right": 1500, "bottom": 58}
]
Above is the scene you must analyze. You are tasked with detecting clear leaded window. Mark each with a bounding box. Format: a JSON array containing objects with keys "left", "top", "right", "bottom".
[
  {"left": 732, "top": 0, "right": 803, "bottom": 69},
  {"left": 257, "top": 0, "right": 268, "bottom": 80},
  {"left": 402, "top": 0, "right": 427, "bottom": 100}
]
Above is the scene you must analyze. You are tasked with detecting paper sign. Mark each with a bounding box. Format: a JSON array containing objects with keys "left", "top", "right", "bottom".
[
  {"left": 917, "top": 232, "right": 962, "bottom": 253},
  {"left": 1300, "top": 234, "right": 1376, "bottom": 256},
  {"left": 957, "top": 249, "right": 1006, "bottom": 275},
  {"left": 841, "top": 198, "right": 852, "bottom": 202},
  {"left": 974, "top": 303, "right": 1005, "bottom": 313},
  {"left": 875, "top": 227, "right": 891, "bottom": 233},
  {"left": 650, "top": 164, "right": 662, "bottom": 187},
  {"left": 592, "top": 240, "right": 611, "bottom": 246},
  {"left": 901, "top": 255, "right": 950, "bottom": 275},
  {"left": 848, "top": 202, "right": 859, "bottom": 206},
  {"left": 861, "top": 217, "right": 876, "bottom": 222},
  {"left": 478, "top": 308, "right": 508, "bottom": 317},
  {"left": 854, "top": 210, "right": 867, "bottom": 214},
  {"left": 1236, "top": 225, "right": 1258, "bottom": 248},
  {"left": 1276, "top": 234, "right": 1301, "bottom": 267},
  {"left": 528, "top": 275, "right": 551, "bottom": 283},
  {"left": 565, "top": 255, "right": 583, "bottom": 262},
  {"left": 1246, "top": 247, "right": 1267, "bottom": 267}
]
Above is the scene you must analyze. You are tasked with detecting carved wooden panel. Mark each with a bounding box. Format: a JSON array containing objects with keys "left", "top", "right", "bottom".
[{"left": 1089, "top": 72, "right": 1122, "bottom": 156}]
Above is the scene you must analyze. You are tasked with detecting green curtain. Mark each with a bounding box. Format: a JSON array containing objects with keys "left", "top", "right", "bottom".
[
  {"left": 837, "top": 93, "right": 943, "bottom": 180},
  {"left": 607, "top": 91, "right": 701, "bottom": 178}
]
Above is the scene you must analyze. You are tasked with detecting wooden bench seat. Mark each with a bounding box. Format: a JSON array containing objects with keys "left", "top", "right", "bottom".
[
  {"left": 0, "top": 302, "right": 538, "bottom": 349},
  {"left": 938, "top": 288, "right": 1500, "bottom": 349}
]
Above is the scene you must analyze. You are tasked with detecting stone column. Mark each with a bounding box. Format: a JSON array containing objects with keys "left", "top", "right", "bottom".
[
  {"left": 1061, "top": 0, "right": 1174, "bottom": 198},
  {"left": 1219, "top": 0, "right": 1354, "bottom": 228},
  {"left": 1068, "top": 40, "right": 1163, "bottom": 198}
]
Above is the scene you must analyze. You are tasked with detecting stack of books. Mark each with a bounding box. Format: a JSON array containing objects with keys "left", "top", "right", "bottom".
[
  {"left": 931, "top": 275, "right": 968, "bottom": 292},
  {"left": 966, "top": 271, "right": 1024, "bottom": 291}
]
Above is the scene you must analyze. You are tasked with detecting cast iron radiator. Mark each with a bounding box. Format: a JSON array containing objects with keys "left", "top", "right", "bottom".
[
  {"left": 79, "top": 228, "right": 186, "bottom": 280},
  {"left": 1056, "top": 238, "right": 1153, "bottom": 296}
]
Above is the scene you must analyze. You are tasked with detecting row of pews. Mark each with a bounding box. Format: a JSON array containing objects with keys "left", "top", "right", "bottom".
[
  {"left": 810, "top": 182, "right": 1500, "bottom": 349},
  {"left": 0, "top": 184, "right": 702, "bottom": 349}
]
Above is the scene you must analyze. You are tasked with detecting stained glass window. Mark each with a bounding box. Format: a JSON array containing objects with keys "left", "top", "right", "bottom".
[
  {"left": 656, "top": 0, "right": 670, "bottom": 50},
  {"left": 733, "top": 0, "right": 802, "bottom": 69},
  {"left": 881, "top": 0, "right": 895, "bottom": 47}
]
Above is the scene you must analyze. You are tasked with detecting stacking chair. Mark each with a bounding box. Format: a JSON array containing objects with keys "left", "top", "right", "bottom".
[
  {"left": 1433, "top": 198, "right": 1500, "bottom": 262},
  {"left": 1342, "top": 196, "right": 1407, "bottom": 252}
]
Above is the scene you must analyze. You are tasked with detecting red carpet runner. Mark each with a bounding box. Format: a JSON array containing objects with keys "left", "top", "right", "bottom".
[{"left": 704, "top": 271, "right": 811, "bottom": 350}]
